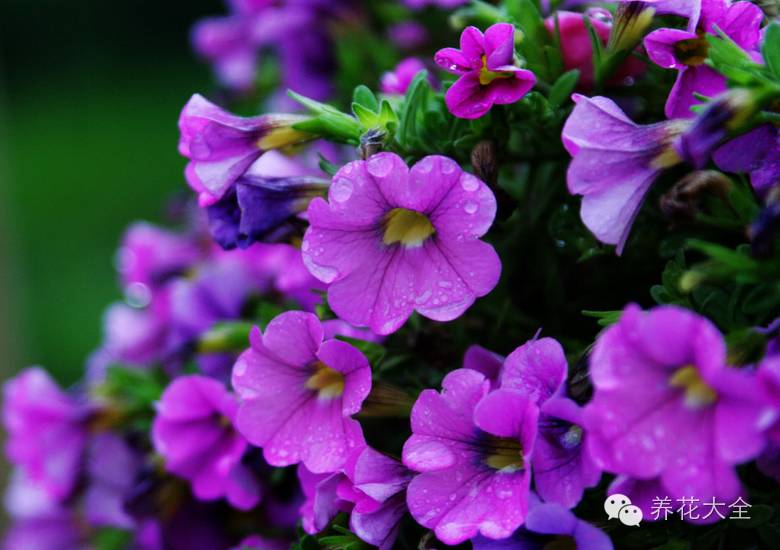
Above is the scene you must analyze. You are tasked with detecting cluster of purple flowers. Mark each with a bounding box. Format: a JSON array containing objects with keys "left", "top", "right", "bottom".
[{"left": 5, "top": 0, "right": 780, "bottom": 548}]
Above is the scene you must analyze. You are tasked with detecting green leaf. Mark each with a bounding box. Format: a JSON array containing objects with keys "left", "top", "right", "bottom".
[
  {"left": 198, "top": 321, "right": 254, "bottom": 353},
  {"left": 582, "top": 309, "right": 622, "bottom": 327},
  {"left": 705, "top": 30, "right": 764, "bottom": 84},
  {"left": 762, "top": 23, "right": 780, "bottom": 80},
  {"left": 351, "top": 102, "right": 380, "bottom": 127},
  {"left": 548, "top": 69, "right": 580, "bottom": 108},
  {"left": 397, "top": 71, "right": 430, "bottom": 149},
  {"left": 352, "top": 84, "right": 378, "bottom": 112}
]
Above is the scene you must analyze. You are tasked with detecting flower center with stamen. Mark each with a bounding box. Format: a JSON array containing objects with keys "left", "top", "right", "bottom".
[
  {"left": 669, "top": 365, "right": 717, "bottom": 408},
  {"left": 543, "top": 536, "right": 577, "bottom": 550},
  {"left": 305, "top": 361, "right": 345, "bottom": 399},
  {"left": 483, "top": 436, "right": 525, "bottom": 472},
  {"left": 674, "top": 36, "right": 709, "bottom": 66},
  {"left": 382, "top": 208, "right": 435, "bottom": 247},
  {"left": 479, "top": 55, "right": 513, "bottom": 86}
]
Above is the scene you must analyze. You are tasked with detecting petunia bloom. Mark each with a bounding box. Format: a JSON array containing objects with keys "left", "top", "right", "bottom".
[
  {"left": 178, "top": 93, "right": 312, "bottom": 207},
  {"left": 302, "top": 153, "right": 501, "bottom": 335},
  {"left": 562, "top": 94, "right": 687, "bottom": 253},
  {"left": 584, "top": 305, "right": 772, "bottom": 509},
  {"left": 644, "top": 0, "right": 764, "bottom": 118},
  {"left": 3, "top": 368, "right": 88, "bottom": 501},
  {"left": 232, "top": 311, "right": 371, "bottom": 473},
  {"left": 152, "top": 375, "right": 261, "bottom": 510},
  {"left": 380, "top": 58, "right": 429, "bottom": 95},
  {"left": 435, "top": 23, "right": 536, "bottom": 119},
  {"left": 403, "top": 368, "right": 539, "bottom": 543}
]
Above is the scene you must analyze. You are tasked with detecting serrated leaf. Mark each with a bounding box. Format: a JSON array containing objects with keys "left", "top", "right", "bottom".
[{"left": 548, "top": 69, "right": 580, "bottom": 108}]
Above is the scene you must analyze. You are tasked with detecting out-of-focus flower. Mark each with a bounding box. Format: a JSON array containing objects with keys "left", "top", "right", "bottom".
[
  {"left": 192, "top": 15, "right": 259, "bottom": 92},
  {"left": 178, "top": 94, "right": 312, "bottom": 207},
  {"left": 644, "top": 0, "right": 764, "bottom": 118},
  {"left": 232, "top": 311, "right": 371, "bottom": 473},
  {"left": 152, "top": 375, "right": 261, "bottom": 510},
  {"left": 387, "top": 21, "right": 428, "bottom": 50},
  {"left": 584, "top": 305, "right": 772, "bottom": 509},
  {"left": 714, "top": 124, "right": 780, "bottom": 197},
  {"left": 101, "top": 300, "right": 170, "bottom": 366},
  {"left": 562, "top": 94, "right": 687, "bottom": 253},
  {"left": 233, "top": 535, "right": 290, "bottom": 550},
  {"left": 380, "top": 57, "right": 429, "bottom": 95},
  {"left": 472, "top": 501, "right": 613, "bottom": 549},
  {"left": 405, "top": 0, "right": 468, "bottom": 9},
  {"left": 403, "top": 368, "right": 539, "bottom": 544},
  {"left": 434, "top": 23, "right": 536, "bottom": 119},
  {"left": 3, "top": 368, "right": 88, "bottom": 501},
  {"left": 303, "top": 153, "right": 501, "bottom": 335}
]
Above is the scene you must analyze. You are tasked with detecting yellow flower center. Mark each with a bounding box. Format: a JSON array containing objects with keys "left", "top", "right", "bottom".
[
  {"left": 257, "top": 126, "right": 312, "bottom": 150},
  {"left": 305, "top": 361, "right": 345, "bottom": 399},
  {"left": 669, "top": 365, "right": 717, "bottom": 408},
  {"left": 674, "top": 36, "right": 709, "bottom": 67},
  {"left": 382, "top": 208, "right": 435, "bottom": 247},
  {"left": 483, "top": 436, "right": 525, "bottom": 472},
  {"left": 479, "top": 55, "right": 513, "bottom": 86}
]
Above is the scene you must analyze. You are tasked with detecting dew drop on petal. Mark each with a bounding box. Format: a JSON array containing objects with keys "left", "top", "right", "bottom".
[
  {"left": 464, "top": 201, "right": 478, "bottom": 214},
  {"left": 330, "top": 177, "right": 353, "bottom": 202},
  {"left": 461, "top": 175, "right": 479, "bottom": 192}
]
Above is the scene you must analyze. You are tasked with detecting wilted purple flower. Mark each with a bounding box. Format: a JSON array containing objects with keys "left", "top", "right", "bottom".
[
  {"left": 435, "top": 23, "right": 536, "bottom": 119},
  {"left": 644, "top": 0, "right": 764, "bottom": 118},
  {"left": 472, "top": 501, "right": 613, "bottom": 549},
  {"left": 3, "top": 368, "right": 88, "bottom": 501},
  {"left": 714, "top": 124, "right": 780, "bottom": 197},
  {"left": 584, "top": 305, "right": 771, "bottom": 506},
  {"left": 152, "top": 375, "right": 261, "bottom": 510},
  {"left": 303, "top": 153, "right": 501, "bottom": 335},
  {"left": 232, "top": 311, "right": 371, "bottom": 473},
  {"left": 178, "top": 94, "right": 311, "bottom": 207},
  {"left": 380, "top": 58, "right": 428, "bottom": 95},
  {"left": 562, "top": 94, "right": 687, "bottom": 253},
  {"left": 403, "top": 368, "right": 539, "bottom": 543}
]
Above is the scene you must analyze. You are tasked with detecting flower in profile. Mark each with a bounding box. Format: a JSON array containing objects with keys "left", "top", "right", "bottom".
[
  {"left": 151, "top": 375, "right": 260, "bottom": 510},
  {"left": 303, "top": 153, "right": 501, "bottom": 335},
  {"left": 178, "top": 94, "right": 312, "bottom": 207},
  {"left": 434, "top": 23, "right": 536, "bottom": 119},
  {"left": 644, "top": 0, "right": 764, "bottom": 118},
  {"left": 562, "top": 94, "right": 687, "bottom": 253},
  {"left": 584, "top": 305, "right": 771, "bottom": 506},
  {"left": 714, "top": 124, "right": 780, "bottom": 198},
  {"left": 403, "top": 368, "right": 539, "bottom": 543},
  {"left": 380, "top": 58, "right": 429, "bottom": 95},
  {"left": 472, "top": 501, "right": 613, "bottom": 549},
  {"left": 3, "top": 368, "right": 88, "bottom": 501},
  {"left": 232, "top": 311, "right": 371, "bottom": 473}
]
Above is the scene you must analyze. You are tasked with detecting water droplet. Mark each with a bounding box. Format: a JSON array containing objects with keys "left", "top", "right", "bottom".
[
  {"left": 464, "top": 201, "right": 478, "bottom": 214},
  {"left": 125, "top": 282, "right": 151, "bottom": 308},
  {"left": 461, "top": 175, "right": 479, "bottom": 192},
  {"left": 367, "top": 155, "right": 394, "bottom": 178},
  {"left": 416, "top": 157, "right": 434, "bottom": 174},
  {"left": 330, "top": 177, "right": 353, "bottom": 202}
]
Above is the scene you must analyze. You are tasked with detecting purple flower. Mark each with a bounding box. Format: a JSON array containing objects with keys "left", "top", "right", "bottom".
[
  {"left": 2, "top": 368, "right": 88, "bottom": 501},
  {"left": 562, "top": 94, "right": 687, "bottom": 253},
  {"left": 302, "top": 153, "right": 501, "bottom": 335},
  {"left": 380, "top": 58, "right": 429, "bottom": 95},
  {"left": 298, "top": 466, "right": 352, "bottom": 534},
  {"left": 402, "top": 368, "right": 539, "bottom": 543},
  {"left": 387, "top": 22, "right": 428, "bottom": 50},
  {"left": 435, "top": 23, "right": 536, "bottom": 119},
  {"left": 644, "top": 0, "right": 764, "bottom": 118},
  {"left": 232, "top": 311, "right": 371, "bottom": 473},
  {"left": 405, "top": 0, "right": 469, "bottom": 8},
  {"left": 472, "top": 501, "right": 613, "bottom": 549},
  {"left": 192, "top": 15, "right": 259, "bottom": 92},
  {"left": 178, "top": 94, "right": 311, "bottom": 207},
  {"left": 583, "top": 304, "right": 771, "bottom": 507},
  {"left": 463, "top": 344, "right": 505, "bottom": 385},
  {"left": 714, "top": 124, "right": 780, "bottom": 197},
  {"left": 101, "top": 300, "right": 169, "bottom": 366},
  {"left": 151, "top": 375, "right": 261, "bottom": 510}
]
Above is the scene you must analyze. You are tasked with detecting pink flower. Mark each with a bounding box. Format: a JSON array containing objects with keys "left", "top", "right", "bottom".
[
  {"left": 434, "top": 23, "right": 536, "bottom": 119},
  {"left": 380, "top": 58, "right": 428, "bottom": 95},
  {"left": 302, "top": 153, "right": 501, "bottom": 335},
  {"left": 232, "top": 311, "right": 371, "bottom": 473}
]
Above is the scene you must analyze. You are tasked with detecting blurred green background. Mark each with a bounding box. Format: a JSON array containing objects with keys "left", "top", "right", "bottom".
[{"left": 1, "top": 0, "right": 222, "bottom": 385}]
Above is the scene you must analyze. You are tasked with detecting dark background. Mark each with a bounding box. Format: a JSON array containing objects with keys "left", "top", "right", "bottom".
[{"left": 1, "top": 0, "right": 223, "bottom": 385}]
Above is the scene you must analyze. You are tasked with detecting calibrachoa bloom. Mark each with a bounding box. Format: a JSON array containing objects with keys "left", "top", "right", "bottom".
[
  {"left": 302, "top": 153, "right": 500, "bottom": 334},
  {"left": 380, "top": 57, "right": 429, "bottom": 95},
  {"left": 403, "top": 368, "right": 539, "bottom": 543},
  {"left": 232, "top": 311, "right": 371, "bottom": 472},
  {"left": 2, "top": 368, "right": 88, "bottom": 501},
  {"left": 562, "top": 94, "right": 687, "bottom": 253},
  {"left": 584, "top": 305, "right": 771, "bottom": 505},
  {"left": 644, "top": 0, "right": 764, "bottom": 118},
  {"left": 152, "top": 375, "right": 261, "bottom": 510},
  {"left": 178, "top": 93, "right": 312, "bottom": 206},
  {"left": 435, "top": 23, "right": 536, "bottom": 119}
]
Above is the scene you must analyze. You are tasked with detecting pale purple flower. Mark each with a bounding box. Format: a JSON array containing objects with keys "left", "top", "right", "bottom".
[
  {"left": 192, "top": 15, "right": 259, "bottom": 92},
  {"left": 562, "top": 94, "right": 687, "bottom": 253},
  {"left": 387, "top": 22, "right": 428, "bottom": 50},
  {"left": 302, "top": 153, "right": 501, "bottom": 335},
  {"left": 714, "top": 124, "right": 780, "bottom": 197},
  {"left": 435, "top": 23, "right": 536, "bottom": 119},
  {"left": 152, "top": 375, "right": 261, "bottom": 510},
  {"left": 178, "top": 94, "right": 311, "bottom": 207},
  {"left": 644, "top": 0, "right": 764, "bottom": 118},
  {"left": 402, "top": 368, "right": 539, "bottom": 543},
  {"left": 2, "top": 368, "right": 88, "bottom": 501},
  {"left": 380, "top": 58, "right": 428, "bottom": 95},
  {"left": 101, "top": 300, "right": 169, "bottom": 366},
  {"left": 298, "top": 466, "right": 352, "bottom": 534},
  {"left": 584, "top": 304, "right": 772, "bottom": 506},
  {"left": 232, "top": 311, "right": 371, "bottom": 473}
]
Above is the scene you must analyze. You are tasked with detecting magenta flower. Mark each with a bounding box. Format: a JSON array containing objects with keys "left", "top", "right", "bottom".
[
  {"left": 232, "top": 311, "right": 371, "bottom": 473},
  {"left": 562, "top": 94, "right": 687, "bottom": 253},
  {"left": 151, "top": 375, "right": 260, "bottom": 510},
  {"left": 84, "top": 433, "right": 142, "bottom": 529},
  {"left": 463, "top": 344, "right": 505, "bottom": 385},
  {"left": 405, "top": 0, "right": 468, "bottom": 9},
  {"left": 380, "top": 57, "right": 429, "bottom": 95},
  {"left": 434, "top": 23, "right": 536, "bottom": 119},
  {"left": 3, "top": 368, "right": 88, "bottom": 501},
  {"left": 584, "top": 305, "right": 771, "bottom": 506},
  {"left": 192, "top": 15, "right": 259, "bottom": 92},
  {"left": 302, "top": 153, "right": 501, "bottom": 335},
  {"left": 403, "top": 369, "right": 539, "bottom": 543},
  {"left": 178, "top": 94, "right": 311, "bottom": 207},
  {"left": 644, "top": 0, "right": 764, "bottom": 118}
]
